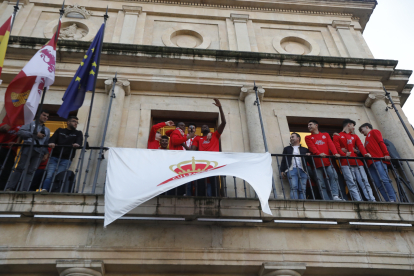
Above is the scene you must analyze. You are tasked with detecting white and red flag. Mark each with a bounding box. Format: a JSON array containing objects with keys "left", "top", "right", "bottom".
[
  {"left": 104, "top": 148, "right": 273, "bottom": 226},
  {"left": 2, "top": 19, "right": 62, "bottom": 126}
]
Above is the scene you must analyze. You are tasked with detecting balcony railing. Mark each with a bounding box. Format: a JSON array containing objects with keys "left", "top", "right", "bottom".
[{"left": 1, "top": 144, "right": 414, "bottom": 203}]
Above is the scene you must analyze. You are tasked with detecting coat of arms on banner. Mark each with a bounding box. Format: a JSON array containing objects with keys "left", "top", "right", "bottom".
[{"left": 158, "top": 157, "right": 226, "bottom": 186}]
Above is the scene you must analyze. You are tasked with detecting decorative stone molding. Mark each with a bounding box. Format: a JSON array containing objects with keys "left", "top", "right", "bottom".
[
  {"left": 364, "top": 93, "right": 389, "bottom": 108},
  {"left": 240, "top": 85, "right": 265, "bottom": 101},
  {"left": 104, "top": 79, "right": 131, "bottom": 96},
  {"left": 332, "top": 20, "right": 352, "bottom": 30},
  {"left": 56, "top": 260, "right": 104, "bottom": 276},
  {"left": 122, "top": 5, "right": 143, "bottom": 15},
  {"left": 259, "top": 262, "right": 306, "bottom": 276},
  {"left": 123, "top": 0, "right": 356, "bottom": 20},
  {"left": 230, "top": 13, "right": 249, "bottom": 23},
  {"left": 44, "top": 19, "right": 99, "bottom": 42},
  {"left": 272, "top": 33, "right": 320, "bottom": 56},
  {"left": 64, "top": 4, "right": 92, "bottom": 19},
  {"left": 161, "top": 24, "right": 211, "bottom": 49}
]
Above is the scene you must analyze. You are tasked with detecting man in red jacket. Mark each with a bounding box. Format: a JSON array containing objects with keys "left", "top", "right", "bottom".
[
  {"left": 147, "top": 120, "right": 174, "bottom": 149},
  {"left": 191, "top": 99, "right": 226, "bottom": 196},
  {"left": 333, "top": 119, "right": 375, "bottom": 201},
  {"left": 305, "top": 120, "right": 342, "bottom": 200},
  {"left": 169, "top": 122, "right": 195, "bottom": 151},
  {"left": 359, "top": 123, "right": 396, "bottom": 202}
]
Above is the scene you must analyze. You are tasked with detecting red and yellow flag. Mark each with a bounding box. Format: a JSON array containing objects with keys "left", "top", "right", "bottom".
[{"left": 0, "top": 16, "right": 12, "bottom": 81}]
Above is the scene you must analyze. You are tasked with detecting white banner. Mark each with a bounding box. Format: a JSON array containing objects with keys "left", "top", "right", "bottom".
[{"left": 104, "top": 148, "right": 273, "bottom": 226}]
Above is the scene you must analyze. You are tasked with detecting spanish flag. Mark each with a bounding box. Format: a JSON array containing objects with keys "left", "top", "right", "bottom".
[{"left": 0, "top": 16, "right": 12, "bottom": 83}]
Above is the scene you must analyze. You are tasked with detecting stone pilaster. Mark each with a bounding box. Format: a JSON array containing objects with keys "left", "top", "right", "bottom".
[
  {"left": 240, "top": 85, "right": 265, "bottom": 153},
  {"left": 103, "top": 79, "right": 130, "bottom": 147},
  {"left": 259, "top": 262, "right": 306, "bottom": 276},
  {"left": 119, "top": 6, "right": 142, "bottom": 44},
  {"left": 332, "top": 20, "right": 363, "bottom": 58},
  {"left": 57, "top": 260, "right": 104, "bottom": 276},
  {"left": 230, "top": 14, "right": 251, "bottom": 51}
]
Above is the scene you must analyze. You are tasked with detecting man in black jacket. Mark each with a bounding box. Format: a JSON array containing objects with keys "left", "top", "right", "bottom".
[
  {"left": 280, "top": 133, "right": 310, "bottom": 199},
  {"left": 41, "top": 116, "right": 83, "bottom": 192}
]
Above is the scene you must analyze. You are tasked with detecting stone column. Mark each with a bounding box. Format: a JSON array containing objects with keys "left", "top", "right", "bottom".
[
  {"left": 57, "top": 260, "right": 104, "bottom": 276},
  {"left": 364, "top": 93, "right": 414, "bottom": 157},
  {"left": 332, "top": 20, "right": 363, "bottom": 58},
  {"left": 259, "top": 262, "right": 306, "bottom": 276},
  {"left": 103, "top": 79, "right": 130, "bottom": 147},
  {"left": 119, "top": 6, "right": 142, "bottom": 44},
  {"left": 240, "top": 85, "right": 265, "bottom": 153},
  {"left": 230, "top": 14, "right": 251, "bottom": 51}
]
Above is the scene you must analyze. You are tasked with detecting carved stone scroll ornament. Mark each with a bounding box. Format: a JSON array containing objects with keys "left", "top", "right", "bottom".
[{"left": 64, "top": 4, "right": 92, "bottom": 19}]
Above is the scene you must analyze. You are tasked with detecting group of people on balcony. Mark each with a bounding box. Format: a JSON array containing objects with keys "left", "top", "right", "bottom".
[
  {"left": 0, "top": 111, "right": 83, "bottom": 192},
  {"left": 0, "top": 98, "right": 400, "bottom": 201},
  {"left": 146, "top": 99, "right": 227, "bottom": 196},
  {"left": 280, "top": 119, "right": 397, "bottom": 202}
]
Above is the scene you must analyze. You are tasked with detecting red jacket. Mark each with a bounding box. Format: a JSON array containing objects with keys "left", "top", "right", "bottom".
[
  {"left": 305, "top": 132, "right": 338, "bottom": 168},
  {"left": 364, "top": 129, "right": 390, "bottom": 167},
  {"left": 333, "top": 132, "right": 367, "bottom": 166},
  {"left": 147, "top": 122, "right": 166, "bottom": 149},
  {"left": 169, "top": 128, "right": 187, "bottom": 151}
]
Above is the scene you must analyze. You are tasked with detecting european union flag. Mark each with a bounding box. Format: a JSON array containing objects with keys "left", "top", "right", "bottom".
[{"left": 57, "top": 24, "right": 104, "bottom": 118}]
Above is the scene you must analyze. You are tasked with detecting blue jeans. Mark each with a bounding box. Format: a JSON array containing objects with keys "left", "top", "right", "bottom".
[
  {"left": 287, "top": 168, "right": 308, "bottom": 199},
  {"left": 315, "top": 165, "right": 339, "bottom": 199},
  {"left": 42, "top": 157, "right": 71, "bottom": 191},
  {"left": 369, "top": 161, "right": 396, "bottom": 202},
  {"left": 341, "top": 166, "right": 362, "bottom": 201}
]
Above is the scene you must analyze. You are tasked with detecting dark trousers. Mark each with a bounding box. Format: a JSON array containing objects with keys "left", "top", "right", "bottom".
[
  {"left": 0, "top": 148, "right": 16, "bottom": 190},
  {"left": 6, "top": 147, "right": 43, "bottom": 191},
  {"left": 197, "top": 177, "right": 217, "bottom": 197}
]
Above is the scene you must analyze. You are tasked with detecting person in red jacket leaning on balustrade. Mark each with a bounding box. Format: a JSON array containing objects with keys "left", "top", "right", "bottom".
[
  {"left": 147, "top": 120, "right": 174, "bottom": 149},
  {"left": 333, "top": 119, "right": 375, "bottom": 202},
  {"left": 305, "top": 119, "right": 343, "bottom": 201},
  {"left": 169, "top": 122, "right": 195, "bottom": 151},
  {"left": 359, "top": 123, "right": 396, "bottom": 202}
]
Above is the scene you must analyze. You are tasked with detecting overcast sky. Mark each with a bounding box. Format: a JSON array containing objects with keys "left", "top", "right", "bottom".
[{"left": 363, "top": 0, "right": 414, "bottom": 125}]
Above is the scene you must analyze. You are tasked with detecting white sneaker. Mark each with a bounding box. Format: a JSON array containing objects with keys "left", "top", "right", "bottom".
[{"left": 333, "top": 196, "right": 343, "bottom": 201}]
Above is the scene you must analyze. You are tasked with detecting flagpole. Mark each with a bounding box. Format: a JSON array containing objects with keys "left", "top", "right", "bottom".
[
  {"left": 76, "top": 6, "right": 109, "bottom": 193},
  {"left": 18, "top": 1, "right": 65, "bottom": 191},
  {"left": 91, "top": 72, "right": 117, "bottom": 193},
  {"left": 253, "top": 82, "right": 277, "bottom": 199},
  {"left": 10, "top": 0, "right": 20, "bottom": 32}
]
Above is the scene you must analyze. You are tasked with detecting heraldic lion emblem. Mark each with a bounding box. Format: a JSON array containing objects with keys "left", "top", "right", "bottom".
[{"left": 11, "top": 91, "right": 30, "bottom": 107}]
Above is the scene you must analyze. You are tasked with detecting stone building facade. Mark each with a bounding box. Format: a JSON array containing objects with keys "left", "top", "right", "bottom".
[{"left": 1, "top": 0, "right": 414, "bottom": 275}]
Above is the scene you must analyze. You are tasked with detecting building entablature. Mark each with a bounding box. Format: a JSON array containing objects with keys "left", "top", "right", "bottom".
[
  {"left": 25, "top": 0, "right": 375, "bottom": 30},
  {"left": 2, "top": 36, "right": 410, "bottom": 105}
]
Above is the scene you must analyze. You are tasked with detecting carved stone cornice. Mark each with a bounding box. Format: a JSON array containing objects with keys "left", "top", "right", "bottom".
[
  {"left": 332, "top": 20, "right": 352, "bottom": 30},
  {"left": 230, "top": 13, "right": 249, "bottom": 23},
  {"left": 364, "top": 93, "right": 389, "bottom": 108},
  {"left": 104, "top": 79, "right": 131, "bottom": 95},
  {"left": 240, "top": 85, "right": 265, "bottom": 101},
  {"left": 122, "top": 5, "right": 143, "bottom": 15},
  {"left": 122, "top": 0, "right": 358, "bottom": 20}
]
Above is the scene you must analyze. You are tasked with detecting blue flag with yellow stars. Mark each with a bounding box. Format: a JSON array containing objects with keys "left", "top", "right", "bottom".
[{"left": 57, "top": 24, "right": 104, "bottom": 118}]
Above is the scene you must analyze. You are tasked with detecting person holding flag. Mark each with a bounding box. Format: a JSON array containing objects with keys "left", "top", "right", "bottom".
[{"left": 3, "top": 2, "right": 64, "bottom": 191}]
